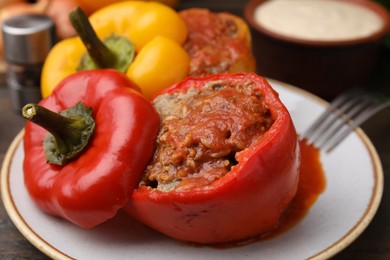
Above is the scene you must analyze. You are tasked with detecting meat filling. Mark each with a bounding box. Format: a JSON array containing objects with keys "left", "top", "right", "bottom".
[{"left": 140, "top": 80, "right": 274, "bottom": 192}]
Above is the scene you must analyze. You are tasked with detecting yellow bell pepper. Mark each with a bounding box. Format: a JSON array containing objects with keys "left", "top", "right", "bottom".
[
  {"left": 74, "top": 0, "right": 179, "bottom": 15},
  {"left": 41, "top": 1, "right": 189, "bottom": 99}
]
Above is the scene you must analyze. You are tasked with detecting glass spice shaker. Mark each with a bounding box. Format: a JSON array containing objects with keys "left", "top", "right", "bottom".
[{"left": 2, "top": 14, "right": 56, "bottom": 112}]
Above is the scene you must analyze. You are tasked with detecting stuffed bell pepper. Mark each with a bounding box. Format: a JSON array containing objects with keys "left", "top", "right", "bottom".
[
  {"left": 179, "top": 8, "right": 256, "bottom": 77},
  {"left": 41, "top": 1, "right": 190, "bottom": 99},
  {"left": 124, "top": 73, "right": 300, "bottom": 244},
  {"left": 22, "top": 69, "right": 159, "bottom": 228}
]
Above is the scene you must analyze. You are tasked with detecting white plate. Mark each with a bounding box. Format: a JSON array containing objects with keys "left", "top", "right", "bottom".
[{"left": 1, "top": 80, "right": 383, "bottom": 260}]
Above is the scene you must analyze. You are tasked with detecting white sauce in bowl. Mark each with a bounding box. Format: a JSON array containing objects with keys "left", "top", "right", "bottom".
[{"left": 254, "top": 0, "right": 384, "bottom": 41}]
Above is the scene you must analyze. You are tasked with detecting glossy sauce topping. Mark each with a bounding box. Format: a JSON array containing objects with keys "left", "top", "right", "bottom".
[
  {"left": 179, "top": 9, "right": 251, "bottom": 77},
  {"left": 141, "top": 82, "right": 274, "bottom": 192},
  {"left": 254, "top": 0, "right": 383, "bottom": 41}
]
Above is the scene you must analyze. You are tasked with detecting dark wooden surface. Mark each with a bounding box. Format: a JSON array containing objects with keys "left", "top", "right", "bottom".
[{"left": 1, "top": 0, "right": 389, "bottom": 259}]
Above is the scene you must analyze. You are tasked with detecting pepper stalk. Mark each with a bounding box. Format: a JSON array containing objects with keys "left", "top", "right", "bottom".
[
  {"left": 69, "top": 7, "right": 135, "bottom": 72},
  {"left": 22, "top": 102, "right": 95, "bottom": 165}
]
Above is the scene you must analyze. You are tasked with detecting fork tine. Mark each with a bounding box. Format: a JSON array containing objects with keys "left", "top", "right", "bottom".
[
  {"left": 301, "top": 89, "right": 390, "bottom": 153},
  {"left": 301, "top": 92, "right": 350, "bottom": 143},
  {"left": 314, "top": 96, "right": 373, "bottom": 148},
  {"left": 322, "top": 100, "right": 390, "bottom": 152},
  {"left": 302, "top": 90, "right": 362, "bottom": 145}
]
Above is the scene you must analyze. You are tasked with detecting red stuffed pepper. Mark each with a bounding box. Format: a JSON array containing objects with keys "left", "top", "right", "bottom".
[
  {"left": 22, "top": 69, "right": 159, "bottom": 228},
  {"left": 124, "top": 73, "right": 300, "bottom": 244}
]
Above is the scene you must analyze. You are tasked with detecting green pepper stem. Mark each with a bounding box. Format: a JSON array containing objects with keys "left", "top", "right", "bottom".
[
  {"left": 22, "top": 103, "right": 95, "bottom": 165},
  {"left": 69, "top": 7, "right": 116, "bottom": 68}
]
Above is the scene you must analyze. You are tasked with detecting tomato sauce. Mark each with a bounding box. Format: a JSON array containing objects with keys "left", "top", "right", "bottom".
[
  {"left": 179, "top": 9, "right": 255, "bottom": 77},
  {"left": 179, "top": 9, "right": 239, "bottom": 77},
  {"left": 142, "top": 83, "right": 274, "bottom": 192},
  {"left": 265, "top": 139, "right": 326, "bottom": 240},
  {"left": 207, "top": 139, "right": 326, "bottom": 248}
]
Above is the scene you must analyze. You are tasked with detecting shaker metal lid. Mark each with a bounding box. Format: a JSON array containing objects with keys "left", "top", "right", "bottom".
[{"left": 2, "top": 14, "right": 56, "bottom": 64}]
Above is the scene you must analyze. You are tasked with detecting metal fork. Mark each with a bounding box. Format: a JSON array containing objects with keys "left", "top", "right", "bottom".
[{"left": 301, "top": 89, "right": 390, "bottom": 153}]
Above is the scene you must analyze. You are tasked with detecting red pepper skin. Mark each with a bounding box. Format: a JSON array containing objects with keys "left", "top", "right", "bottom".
[
  {"left": 124, "top": 73, "right": 300, "bottom": 244},
  {"left": 23, "top": 69, "right": 159, "bottom": 228}
]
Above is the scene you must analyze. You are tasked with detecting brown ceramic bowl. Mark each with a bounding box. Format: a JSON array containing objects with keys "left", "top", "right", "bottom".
[{"left": 244, "top": 0, "right": 390, "bottom": 99}]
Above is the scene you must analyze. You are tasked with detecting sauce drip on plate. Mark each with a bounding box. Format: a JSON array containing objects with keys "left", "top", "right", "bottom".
[
  {"left": 202, "top": 139, "right": 326, "bottom": 248},
  {"left": 266, "top": 139, "right": 326, "bottom": 240}
]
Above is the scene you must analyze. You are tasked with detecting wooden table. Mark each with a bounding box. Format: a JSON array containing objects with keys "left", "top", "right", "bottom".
[{"left": 1, "top": 0, "right": 389, "bottom": 259}]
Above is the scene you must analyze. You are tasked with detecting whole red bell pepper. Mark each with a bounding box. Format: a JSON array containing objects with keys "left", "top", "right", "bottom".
[
  {"left": 22, "top": 69, "right": 159, "bottom": 228},
  {"left": 124, "top": 72, "right": 300, "bottom": 244}
]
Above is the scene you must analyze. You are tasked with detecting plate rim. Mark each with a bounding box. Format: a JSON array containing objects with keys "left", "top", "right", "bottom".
[
  {"left": 1, "top": 130, "right": 73, "bottom": 260},
  {"left": 270, "top": 79, "right": 384, "bottom": 259},
  {"left": 0, "top": 82, "right": 384, "bottom": 260}
]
